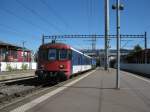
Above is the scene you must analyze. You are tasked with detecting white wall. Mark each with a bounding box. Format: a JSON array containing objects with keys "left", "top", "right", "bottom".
[
  {"left": 72, "top": 65, "right": 91, "bottom": 74},
  {"left": 120, "top": 63, "right": 150, "bottom": 75},
  {"left": 0, "top": 62, "right": 37, "bottom": 71}
]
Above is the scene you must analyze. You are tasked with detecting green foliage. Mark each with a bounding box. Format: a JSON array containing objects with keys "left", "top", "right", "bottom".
[
  {"left": 125, "top": 44, "right": 143, "bottom": 63},
  {"left": 6, "top": 64, "right": 13, "bottom": 71},
  {"left": 21, "top": 64, "right": 28, "bottom": 70},
  {"left": 133, "top": 44, "right": 142, "bottom": 52}
]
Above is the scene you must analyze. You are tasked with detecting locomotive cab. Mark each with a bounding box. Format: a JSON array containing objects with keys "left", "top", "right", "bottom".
[{"left": 35, "top": 43, "right": 72, "bottom": 81}]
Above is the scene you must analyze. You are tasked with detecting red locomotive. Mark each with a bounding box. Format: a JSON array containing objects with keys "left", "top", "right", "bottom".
[{"left": 35, "top": 41, "right": 96, "bottom": 81}]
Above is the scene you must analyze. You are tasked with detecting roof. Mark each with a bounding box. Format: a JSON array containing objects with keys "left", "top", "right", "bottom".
[
  {"left": 0, "top": 41, "right": 30, "bottom": 51},
  {"left": 41, "top": 42, "right": 92, "bottom": 58},
  {"left": 40, "top": 42, "right": 70, "bottom": 49},
  {"left": 42, "top": 42, "right": 69, "bottom": 47},
  {"left": 71, "top": 47, "right": 92, "bottom": 58},
  {"left": 0, "top": 41, "right": 19, "bottom": 47}
]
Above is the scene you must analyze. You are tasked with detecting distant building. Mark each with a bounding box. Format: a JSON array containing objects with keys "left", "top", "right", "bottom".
[
  {"left": 122, "top": 49, "right": 150, "bottom": 64},
  {"left": 0, "top": 41, "right": 31, "bottom": 62},
  {"left": 80, "top": 49, "right": 133, "bottom": 67}
]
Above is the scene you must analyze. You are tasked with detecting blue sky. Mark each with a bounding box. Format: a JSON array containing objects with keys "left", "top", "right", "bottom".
[{"left": 0, "top": 0, "right": 150, "bottom": 52}]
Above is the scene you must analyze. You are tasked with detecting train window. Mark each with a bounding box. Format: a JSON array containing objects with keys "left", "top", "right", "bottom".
[
  {"left": 39, "top": 49, "right": 47, "bottom": 61},
  {"left": 48, "top": 49, "right": 57, "bottom": 60},
  {"left": 68, "top": 50, "right": 72, "bottom": 60},
  {"left": 59, "top": 49, "right": 68, "bottom": 60}
]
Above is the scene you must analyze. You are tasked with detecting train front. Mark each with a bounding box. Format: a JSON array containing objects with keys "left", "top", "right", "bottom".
[{"left": 35, "top": 43, "right": 71, "bottom": 80}]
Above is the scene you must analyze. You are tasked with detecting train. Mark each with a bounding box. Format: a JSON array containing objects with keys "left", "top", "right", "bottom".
[{"left": 35, "top": 42, "right": 96, "bottom": 81}]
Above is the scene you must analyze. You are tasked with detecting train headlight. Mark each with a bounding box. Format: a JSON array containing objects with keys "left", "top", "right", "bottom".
[{"left": 59, "top": 65, "right": 64, "bottom": 69}]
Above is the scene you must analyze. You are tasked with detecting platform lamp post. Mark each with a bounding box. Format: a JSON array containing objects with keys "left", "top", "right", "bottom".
[
  {"left": 144, "top": 32, "right": 147, "bottom": 64},
  {"left": 104, "top": 0, "right": 110, "bottom": 71},
  {"left": 112, "top": 0, "right": 124, "bottom": 89}
]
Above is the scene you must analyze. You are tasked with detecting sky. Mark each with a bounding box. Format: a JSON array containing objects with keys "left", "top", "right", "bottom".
[{"left": 0, "top": 0, "right": 150, "bottom": 52}]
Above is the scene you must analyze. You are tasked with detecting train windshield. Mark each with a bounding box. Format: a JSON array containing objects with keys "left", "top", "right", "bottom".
[
  {"left": 59, "top": 49, "right": 68, "bottom": 60},
  {"left": 48, "top": 49, "right": 57, "bottom": 60}
]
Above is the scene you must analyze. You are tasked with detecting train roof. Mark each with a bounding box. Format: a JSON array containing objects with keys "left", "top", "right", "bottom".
[
  {"left": 71, "top": 47, "right": 92, "bottom": 59},
  {"left": 41, "top": 42, "right": 69, "bottom": 47},
  {"left": 40, "top": 42, "right": 70, "bottom": 49},
  {"left": 40, "top": 42, "right": 92, "bottom": 59}
]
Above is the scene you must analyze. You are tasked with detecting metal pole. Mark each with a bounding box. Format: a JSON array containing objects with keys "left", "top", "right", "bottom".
[
  {"left": 104, "top": 0, "right": 109, "bottom": 70},
  {"left": 22, "top": 41, "right": 25, "bottom": 63},
  {"left": 144, "top": 32, "right": 147, "bottom": 64},
  {"left": 42, "top": 34, "right": 44, "bottom": 45},
  {"left": 116, "top": 0, "right": 120, "bottom": 89}
]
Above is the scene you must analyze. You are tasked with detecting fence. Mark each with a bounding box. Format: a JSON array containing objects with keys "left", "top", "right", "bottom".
[
  {"left": 0, "top": 62, "right": 37, "bottom": 71},
  {"left": 120, "top": 63, "right": 150, "bottom": 75}
]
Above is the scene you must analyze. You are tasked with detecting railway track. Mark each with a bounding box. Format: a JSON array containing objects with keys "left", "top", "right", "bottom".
[
  {"left": 0, "top": 76, "right": 36, "bottom": 84},
  {"left": 0, "top": 69, "right": 95, "bottom": 110},
  {"left": 0, "top": 76, "right": 56, "bottom": 107},
  {"left": 0, "top": 73, "right": 82, "bottom": 109}
]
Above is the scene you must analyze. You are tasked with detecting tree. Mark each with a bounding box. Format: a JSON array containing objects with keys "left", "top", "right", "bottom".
[
  {"left": 133, "top": 44, "right": 142, "bottom": 52},
  {"left": 124, "top": 44, "right": 142, "bottom": 63}
]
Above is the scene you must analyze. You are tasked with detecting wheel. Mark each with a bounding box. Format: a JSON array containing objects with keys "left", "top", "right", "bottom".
[
  {"left": 58, "top": 72, "right": 67, "bottom": 81},
  {"left": 55, "top": 75, "right": 61, "bottom": 84},
  {"left": 69, "top": 75, "right": 73, "bottom": 79}
]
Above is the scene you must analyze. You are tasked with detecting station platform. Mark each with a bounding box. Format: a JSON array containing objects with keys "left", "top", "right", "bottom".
[
  {"left": 5, "top": 68, "right": 150, "bottom": 112},
  {"left": 0, "top": 70, "right": 35, "bottom": 81}
]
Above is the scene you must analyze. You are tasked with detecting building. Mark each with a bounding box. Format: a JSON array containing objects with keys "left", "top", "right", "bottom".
[
  {"left": 0, "top": 41, "right": 31, "bottom": 62},
  {"left": 80, "top": 49, "right": 133, "bottom": 67},
  {"left": 122, "top": 49, "right": 150, "bottom": 64}
]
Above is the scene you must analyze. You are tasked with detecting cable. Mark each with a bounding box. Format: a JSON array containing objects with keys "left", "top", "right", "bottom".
[
  {"left": 16, "top": 0, "right": 62, "bottom": 33},
  {"left": 86, "top": 0, "right": 90, "bottom": 34},
  {"left": 0, "top": 23, "right": 39, "bottom": 42},
  {"left": 93, "top": 0, "right": 97, "bottom": 33},
  {"left": 39, "top": 0, "right": 70, "bottom": 30},
  {"left": 0, "top": 8, "right": 45, "bottom": 32},
  {"left": 0, "top": 27, "right": 22, "bottom": 38},
  {"left": 86, "top": 0, "right": 94, "bottom": 35},
  {"left": 90, "top": 0, "right": 92, "bottom": 33},
  {"left": 121, "top": 40, "right": 133, "bottom": 49},
  {"left": 0, "top": 23, "right": 32, "bottom": 37},
  {"left": 90, "top": 0, "right": 94, "bottom": 35}
]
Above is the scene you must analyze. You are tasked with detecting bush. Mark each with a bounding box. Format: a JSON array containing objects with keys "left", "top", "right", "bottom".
[
  {"left": 6, "top": 64, "right": 13, "bottom": 71},
  {"left": 21, "top": 64, "right": 28, "bottom": 70}
]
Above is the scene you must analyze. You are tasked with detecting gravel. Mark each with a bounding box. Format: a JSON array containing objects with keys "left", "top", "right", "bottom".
[
  {"left": 0, "top": 78, "right": 39, "bottom": 105},
  {"left": 0, "top": 85, "right": 35, "bottom": 96}
]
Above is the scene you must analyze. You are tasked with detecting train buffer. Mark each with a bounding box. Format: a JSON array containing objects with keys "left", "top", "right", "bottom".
[{"left": 1, "top": 68, "right": 150, "bottom": 112}]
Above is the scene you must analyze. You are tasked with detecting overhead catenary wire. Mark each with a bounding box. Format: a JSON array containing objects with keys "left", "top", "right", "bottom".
[
  {"left": 0, "top": 23, "right": 39, "bottom": 42},
  {"left": 90, "top": 0, "right": 95, "bottom": 34},
  {"left": 39, "top": 0, "right": 70, "bottom": 30},
  {"left": 0, "top": 27, "right": 30, "bottom": 48},
  {"left": 86, "top": 0, "right": 90, "bottom": 35},
  {"left": 85, "top": 0, "right": 97, "bottom": 50},
  {"left": 16, "top": 0, "right": 62, "bottom": 33},
  {"left": 90, "top": 0, "right": 93, "bottom": 33},
  {"left": 121, "top": 40, "right": 133, "bottom": 49},
  {"left": 0, "top": 27, "right": 24, "bottom": 39},
  {"left": 0, "top": 23, "right": 33, "bottom": 37},
  {"left": 0, "top": 8, "right": 45, "bottom": 33}
]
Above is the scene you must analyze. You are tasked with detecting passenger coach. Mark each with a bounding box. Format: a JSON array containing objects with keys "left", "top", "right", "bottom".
[{"left": 35, "top": 42, "right": 96, "bottom": 81}]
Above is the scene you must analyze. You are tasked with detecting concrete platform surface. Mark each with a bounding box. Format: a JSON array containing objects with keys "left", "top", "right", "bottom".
[
  {"left": 5, "top": 68, "right": 150, "bottom": 112},
  {"left": 0, "top": 70, "right": 35, "bottom": 81}
]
